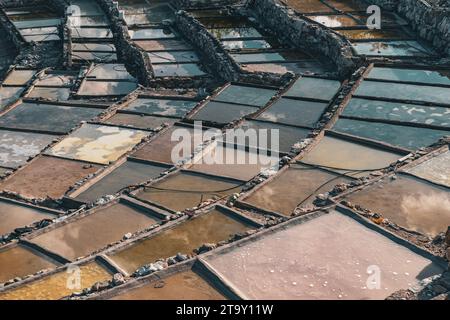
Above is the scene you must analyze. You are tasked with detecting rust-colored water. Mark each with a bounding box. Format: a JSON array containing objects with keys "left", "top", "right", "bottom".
[
  {"left": 109, "top": 209, "right": 252, "bottom": 274},
  {"left": 111, "top": 270, "right": 225, "bottom": 300}
]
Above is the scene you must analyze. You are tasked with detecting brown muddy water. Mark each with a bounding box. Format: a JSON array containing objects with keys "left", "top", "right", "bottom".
[
  {"left": 29, "top": 202, "right": 161, "bottom": 260},
  {"left": 0, "top": 156, "right": 100, "bottom": 199},
  {"left": 110, "top": 270, "right": 226, "bottom": 300},
  {"left": 243, "top": 164, "right": 351, "bottom": 216},
  {"left": 135, "top": 171, "right": 243, "bottom": 211},
  {"left": 0, "top": 245, "right": 57, "bottom": 283},
  {"left": 301, "top": 135, "right": 402, "bottom": 176},
  {"left": 0, "top": 199, "right": 55, "bottom": 235},
  {"left": 109, "top": 208, "right": 253, "bottom": 274}
]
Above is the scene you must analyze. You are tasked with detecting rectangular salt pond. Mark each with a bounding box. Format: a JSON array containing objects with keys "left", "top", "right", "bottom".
[
  {"left": 0, "top": 86, "right": 25, "bottom": 111},
  {"left": 135, "top": 39, "right": 192, "bottom": 51},
  {"left": 109, "top": 207, "right": 254, "bottom": 274},
  {"left": 19, "top": 27, "right": 58, "bottom": 36},
  {"left": 147, "top": 51, "right": 200, "bottom": 64},
  {"left": 124, "top": 6, "right": 174, "bottom": 25},
  {"left": 237, "top": 120, "right": 311, "bottom": 153},
  {"left": 0, "top": 102, "right": 102, "bottom": 133},
  {"left": 118, "top": 0, "right": 150, "bottom": 13},
  {"left": 72, "top": 51, "right": 117, "bottom": 63},
  {"left": 29, "top": 202, "right": 162, "bottom": 260},
  {"left": 70, "top": 27, "right": 113, "bottom": 39},
  {"left": 301, "top": 135, "right": 403, "bottom": 176},
  {"left": 405, "top": 150, "right": 450, "bottom": 188},
  {"left": 192, "top": 101, "right": 258, "bottom": 125},
  {"left": 0, "top": 262, "right": 112, "bottom": 300},
  {"left": 76, "top": 16, "right": 110, "bottom": 27},
  {"left": 0, "top": 245, "right": 57, "bottom": 284},
  {"left": 74, "top": 159, "right": 170, "bottom": 203},
  {"left": 336, "top": 29, "right": 406, "bottom": 40},
  {"left": 308, "top": 15, "right": 360, "bottom": 28},
  {"left": 241, "top": 61, "right": 329, "bottom": 75},
  {"left": 345, "top": 175, "right": 450, "bottom": 237},
  {"left": 230, "top": 52, "right": 285, "bottom": 63},
  {"left": 46, "top": 124, "right": 149, "bottom": 164},
  {"left": 71, "top": 0, "right": 109, "bottom": 16},
  {"left": 124, "top": 98, "right": 197, "bottom": 117},
  {"left": 188, "top": 143, "right": 279, "bottom": 181},
  {"left": 221, "top": 39, "right": 272, "bottom": 50},
  {"left": 354, "top": 80, "right": 450, "bottom": 105},
  {"left": 0, "top": 130, "right": 55, "bottom": 168},
  {"left": 27, "top": 87, "right": 71, "bottom": 100},
  {"left": 0, "top": 156, "right": 100, "bottom": 199},
  {"left": 257, "top": 97, "right": 328, "bottom": 127},
  {"left": 366, "top": 67, "right": 450, "bottom": 86},
  {"left": 72, "top": 51, "right": 118, "bottom": 62},
  {"left": 342, "top": 98, "right": 450, "bottom": 128},
  {"left": 104, "top": 113, "right": 178, "bottom": 130},
  {"left": 34, "top": 73, "right": 76, "bottom": 87},
  {"left": 86, "top": 64, "right": 135, "bottom": 80},
  {"left": 352, "top": 41, "right": 432, "bottom": 57},
  {"left": 135, "top": 171, "right": 244, "bottom": 212},
  {"left": 242, "top": 163, "right": 350, "bottom": 216},
  {"left": 23, "top": 34, "right": 60, "bottom": 42},
  {"left": 12, "top": 18, "right": 61, "bottom": 29},
  {"left": 333, "top": 118, "right": 449, "bottom": 150},
  {"left": 110, "top": 269, "right": 226, "bottom": 300},
  {"left": 77, "top": 80, "right": 138, "bottom": 96},
  {"left": 3, "top": 70, "right": 36, "bottom": 85},
  {"left": 131, "top": 125, "right": 208, "bottom": 164},
  {"left": 203, "top": 209, "right": 444, "bottom": 299},
  {"left": 129, "top": 28, "right": 177, "bottom": 40},
  {"left": 71, "top": 42, "right": 116, "bottom": 52},
  {"left": 153, "top": 63, "right": 206, "bottom": 77},
  {"left": 0, "top": 199, "right": 55, "bottom": 236},
  {"left": 214, "top": 85, "right": 277, "bottom": 107},
  {"left": 284, "top": 77, "right": 341, "bottom": 101}
]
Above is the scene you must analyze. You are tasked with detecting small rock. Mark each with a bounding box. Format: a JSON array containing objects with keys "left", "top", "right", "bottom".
[
  {"left": 123, "top": 233, "right": 132, "bottom": 240},
  {"left": 431, "top": 284, "right": 448, "bottom": 295},
  {"left": 196, "top": 243, "right": 216, "bottom": 254},
  {"left": 112, "top": 273, "right": 125, "bottom": 286},
  {"left": 91, "top": 281, "right": 110, "bottom": 292},
  {"left": 175, "top": 253, "right": 188, "bottom": 262},
  {"left": 153, "top": 280, "right": 165, "bottom": 289}
]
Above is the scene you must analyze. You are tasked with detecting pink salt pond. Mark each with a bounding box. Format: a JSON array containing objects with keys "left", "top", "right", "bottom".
[{"left": 203, "top": 209, "right": 444, "bottom": 300}]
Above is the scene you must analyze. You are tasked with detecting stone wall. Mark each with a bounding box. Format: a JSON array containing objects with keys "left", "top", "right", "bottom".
[
  {"left": 0, "top": 6, "right": 22, "bottom": 50},
  {"left": 446, "top": 227, "right": 450, "bottom": 269},
  {"left": 0, "top": 0, "right": 66, "bottom": 68},
  {"left": 175, "top": 10, "right": 241, "bottom": 82},
  {"left": 0, "top": 0, "right": 43, "bottom": 7},
  {"left": 173, "top": 0, "right": 242, "bottom": 9},
  {"left": 369, "top": 0, "right": 450, "bottom": 55},
  {"left": 95, "top": 0, "right": 154, "bottom": 85},
  {"left": 251, "top": 0, "right": 358, "bottom": 79}
]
